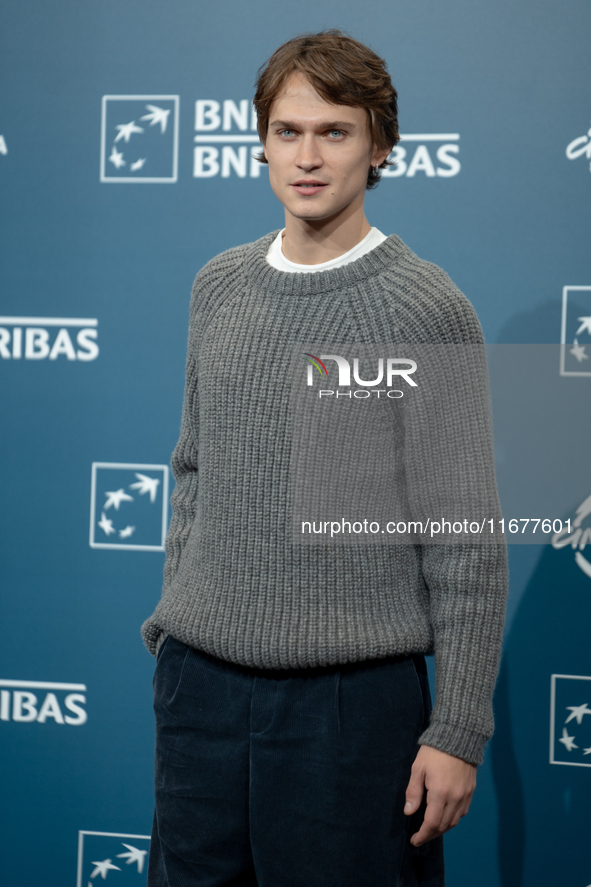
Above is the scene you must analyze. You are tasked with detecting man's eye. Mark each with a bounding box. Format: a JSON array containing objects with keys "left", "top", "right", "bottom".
[
  {"left": 328, "top": 130, "right": 344, "bottom": 138},
  {"left": 280, "top": 129, "right": 296, "bottom": 137}
]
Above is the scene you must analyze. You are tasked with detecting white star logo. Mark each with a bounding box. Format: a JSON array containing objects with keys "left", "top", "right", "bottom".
[
  {"left": 97, "top": 512, "right": 116, "bottom": 536},
  {"left": 570, "top": 338, "right": 588, "bottom": 362},
  {"left": 130, "top": 157, "right": 146, "bottom": 171},
  {"left": 116, "top": 843, "right": 148, "bottom": 873},
  {"left": 140, "top": 104, "right": 171, "bottom": 133},
  {"left": 108, "top": 146, "right": 125, "bottom": 169},
  {"left": 558, "top": 726, "right": 578, "bottom": 752},
  {"left": 129, "top": 473, "right": 160, "bottom": 503},
  {"left": 565, "top": 702, "right": 591, "bottom": 725},
  {"left": 104, "top": 488, "right": 134, "bottom": 510},
  {"left": 575, "top": 316, "right": 591, "bottom": 336},
  {"left": 89, "top": 858, "right": 121, "bottom": 879},
  {"left": 119, "top": 525, "right": 136, "bottom": 539},
  {"left": 114, "top": 121, "right": 144, "bottom": 143}
]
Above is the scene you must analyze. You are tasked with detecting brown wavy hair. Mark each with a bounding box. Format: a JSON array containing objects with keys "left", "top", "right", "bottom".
[{"left": 253, "top": 30, "right": 399, "bottom": 189}]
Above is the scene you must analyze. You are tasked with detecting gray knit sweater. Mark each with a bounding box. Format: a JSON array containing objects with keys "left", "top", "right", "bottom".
[{"left": 141, "top": 230, "right": 509, "bottom": 766}]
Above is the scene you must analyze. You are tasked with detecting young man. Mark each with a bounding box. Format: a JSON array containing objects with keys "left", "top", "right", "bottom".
[{"left": 142, "top": 30, "right": 508, "bottom": 887}]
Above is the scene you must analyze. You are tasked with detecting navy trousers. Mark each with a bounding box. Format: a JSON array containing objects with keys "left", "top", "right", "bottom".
[{"left": 148, "top": 635, "right": 445, "bottom": 887}]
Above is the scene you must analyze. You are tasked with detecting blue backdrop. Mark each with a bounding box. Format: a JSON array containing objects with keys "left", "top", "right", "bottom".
[{"left": 1, "top": 1, "right": 591, "bottom": 884}]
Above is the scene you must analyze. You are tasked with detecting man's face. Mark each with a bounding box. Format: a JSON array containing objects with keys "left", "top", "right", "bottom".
[{"left": 264, "top": 71, "right": 387, "bottom": 223}]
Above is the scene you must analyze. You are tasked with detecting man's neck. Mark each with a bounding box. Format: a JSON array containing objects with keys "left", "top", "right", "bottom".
[{"left": 280, "top": 212, "right": 373, "bottom": 265}]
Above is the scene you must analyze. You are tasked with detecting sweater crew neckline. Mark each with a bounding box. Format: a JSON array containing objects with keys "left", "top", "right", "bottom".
[{"left": 243, "top": 229, "right": 407, "bottom": 297}]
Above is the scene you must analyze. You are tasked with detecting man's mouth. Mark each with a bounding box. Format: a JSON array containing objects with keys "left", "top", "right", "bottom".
[{"left": 291, "top": 181, "right": 328, "bottom": 195}]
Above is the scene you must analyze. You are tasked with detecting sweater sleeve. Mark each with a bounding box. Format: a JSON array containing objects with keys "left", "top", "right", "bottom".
[
  {"left": 416, "top": 541, "right": 508, "bottom": 765},
  {"left": 140, "top": 275, "right": 201, "bottom": 655},
  {"left": 162, "top": 347, "right": 200, "bottom": 589},
  {"left": 402, "top": 267, "right": 509, "bottom": 765}
]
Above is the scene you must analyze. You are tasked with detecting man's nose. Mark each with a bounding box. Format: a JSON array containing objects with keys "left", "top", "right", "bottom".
[{"left": 295, "top": 134, "right": 323, "bottom": 170}]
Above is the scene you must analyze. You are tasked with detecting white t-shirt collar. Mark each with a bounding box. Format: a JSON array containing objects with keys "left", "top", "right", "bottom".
[{"left": 266, "top": 227, "right": 387, "bottom": 273}]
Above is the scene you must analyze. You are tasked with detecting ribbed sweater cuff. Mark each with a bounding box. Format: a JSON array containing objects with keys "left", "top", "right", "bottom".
[
  {"left": 141, "top": 617, "right": 163, "bottom": 657},
  {"left": 418, "top": 720, "right": 489, "bottom": 766}
]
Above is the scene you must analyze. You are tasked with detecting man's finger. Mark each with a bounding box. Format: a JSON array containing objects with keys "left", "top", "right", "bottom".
[
  {"left": 437, "top": 796, "right": 465, "bottom": 835},
  {"left": 410, "top": 790, "right": 446, "bottom": 845},
  {"left": 404, "top": 761, "right": 426, "bottom": 815},
  {"left": 412, "top": 790, "right": 473, "bottom": 845}
]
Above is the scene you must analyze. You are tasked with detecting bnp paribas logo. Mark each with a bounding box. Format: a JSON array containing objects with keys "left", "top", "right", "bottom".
[
  {"left": 550, "top": 674, "right": 591, "bottom": 767},
  {"left": 89, "top": 462, "right": 169, "bottom": 551},
  {"left": 76, "top": 831, "right": 150, "bottom": 886},
  {"left": 193, "top": 99, "right": 460, "bottom": 179},
  {"left": 560, "top": 286, "right": 591, "bottom": 376},
  {"left": 100, "top": 95, "right": 179, "bottom": 183}
]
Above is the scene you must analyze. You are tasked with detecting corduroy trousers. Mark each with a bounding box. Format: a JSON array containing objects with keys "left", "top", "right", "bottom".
[{"left": 147, "top": 634, "right": 445, "bottom": 887}]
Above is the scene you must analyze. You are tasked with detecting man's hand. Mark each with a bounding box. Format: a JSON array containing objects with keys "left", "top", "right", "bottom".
[{"left": 403, "top": 744, "right": 477, "bottom": 846}]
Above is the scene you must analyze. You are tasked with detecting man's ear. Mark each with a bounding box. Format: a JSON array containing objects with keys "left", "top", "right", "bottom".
[{"left": 372, "top": 145, "right": 393, "bottom": 168}]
